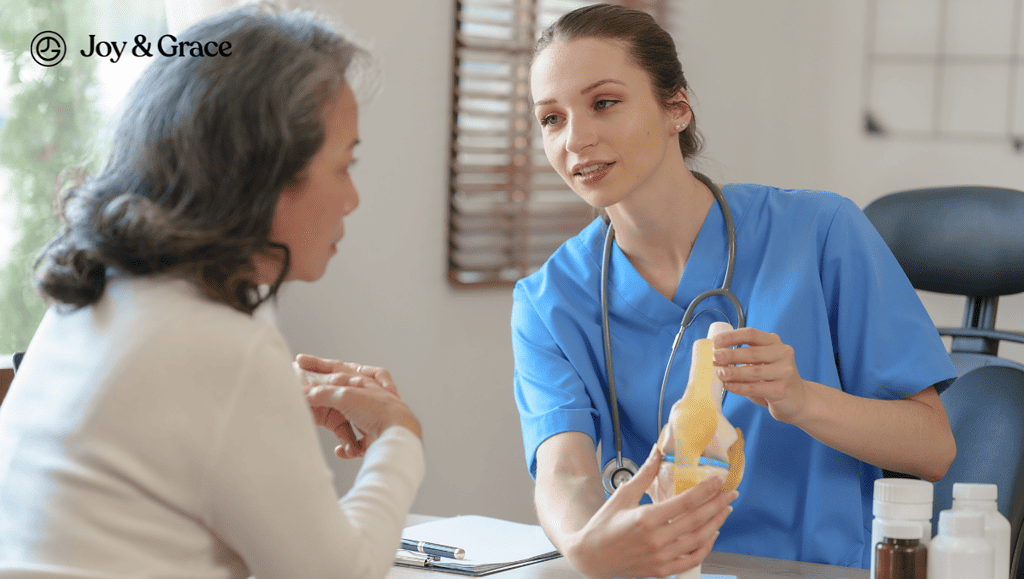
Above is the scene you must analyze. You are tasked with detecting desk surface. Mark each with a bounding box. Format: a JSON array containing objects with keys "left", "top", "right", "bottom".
[{"left": 389, "top": 516, "right": 868, "bottom": 579}]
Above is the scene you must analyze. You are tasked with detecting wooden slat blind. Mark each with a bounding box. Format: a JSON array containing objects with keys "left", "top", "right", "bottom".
[{"left": 447, "top": 0, "right": 667, "bottom": 287}]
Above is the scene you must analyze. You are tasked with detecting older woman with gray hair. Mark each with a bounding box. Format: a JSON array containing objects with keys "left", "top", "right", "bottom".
[{"left": 0, "top": 6, "right": 422, "bottom": 578}]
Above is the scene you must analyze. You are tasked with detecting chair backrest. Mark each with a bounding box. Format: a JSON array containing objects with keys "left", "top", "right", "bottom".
[
  {"left": 864, "top": 185, "right": 1024, "bottom": 368},
  {"left": 932, "top": 365, "right": 1024, "bottom": 578},
  {"left": 863, "top": 185, "right": 1024, "bottom": 298}
]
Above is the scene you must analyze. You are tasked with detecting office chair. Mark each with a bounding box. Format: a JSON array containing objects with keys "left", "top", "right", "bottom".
[
  {"left": 863, "top": 186, "right": 1024, "bottom": 375},
  {"left": 864, "top": 185, "right": 1024, "bottom": 578},
  {"left": 0, "top": 352, "right": 24, "bottom": 407}
]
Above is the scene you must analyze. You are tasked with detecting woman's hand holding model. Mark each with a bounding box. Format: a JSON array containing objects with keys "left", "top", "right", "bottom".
[
  {"left": 711, "top": 327, "right": 809, "bottom": 423},
  {"left": 577, "top": 450, "right": 736, "bottom": 579},
  {"left": 535, "top": 432, "right": 737, "bottom": 579},
  {"left": 297, "top": 353, "right": 422, "bottom": 459},
  {"left": 712, "top": 327, "right": 953, "bottom": 482}
]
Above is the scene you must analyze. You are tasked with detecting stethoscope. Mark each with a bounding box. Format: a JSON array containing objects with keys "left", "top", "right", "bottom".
[{"left": 599, "top": 172, "right": 746, "bottom": 494}]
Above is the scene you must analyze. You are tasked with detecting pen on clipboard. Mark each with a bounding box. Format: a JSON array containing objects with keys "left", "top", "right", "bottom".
[
  {"left": 395, "top": 551, "right": 434, "bottom": 567},
  {"left": 401, "top": 538, "right": 466, "bottom": 560}
]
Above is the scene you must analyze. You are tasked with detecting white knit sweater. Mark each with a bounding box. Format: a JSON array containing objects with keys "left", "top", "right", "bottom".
[{"left": 0, "top": 275, "right": 424, "bottom": 578}]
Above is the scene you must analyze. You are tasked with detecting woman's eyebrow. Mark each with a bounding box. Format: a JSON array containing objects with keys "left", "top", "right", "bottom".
[{"left": 533, "top": 79, "right": 625, "bottom": 108}]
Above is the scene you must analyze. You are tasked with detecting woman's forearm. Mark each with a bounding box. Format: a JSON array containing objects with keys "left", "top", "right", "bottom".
[
  {"left": 533, "top": 432, "right": 605, "bottom": 558},
  {"left": 791, "top": 383, "right": 955, "bottom": 481},
  {"left": 535, "top": 468, "right": 604, "bottom": 554}
]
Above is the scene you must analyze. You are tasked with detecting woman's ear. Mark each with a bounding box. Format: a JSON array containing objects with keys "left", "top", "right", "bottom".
[{"left": 666, "top": 88, "right": 692, "bottom": 128}]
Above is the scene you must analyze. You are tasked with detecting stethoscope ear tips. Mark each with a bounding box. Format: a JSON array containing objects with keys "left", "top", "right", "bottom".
[{"left": 601, "top": 456, "right": 640, "bottom": 494}]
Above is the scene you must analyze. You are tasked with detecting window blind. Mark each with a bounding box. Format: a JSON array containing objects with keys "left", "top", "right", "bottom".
[{"left": 447, "top": 0, "right": 667, "bottom": 287}]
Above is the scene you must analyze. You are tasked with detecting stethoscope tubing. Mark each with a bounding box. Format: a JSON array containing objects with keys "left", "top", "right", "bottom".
[
  {"left": 600, "top": 173, "right": 745, "bottom": 489},
  {"left": 600, "top": 220, "right": 625, "bottom": 474},
  {"left": 681, "top": 173, "right": 744, "bottom": 330}
]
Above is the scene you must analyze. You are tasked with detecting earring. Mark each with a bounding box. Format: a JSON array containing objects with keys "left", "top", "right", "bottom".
[{"left": 676, "top": 123, "right": 688, "bottom": 132}]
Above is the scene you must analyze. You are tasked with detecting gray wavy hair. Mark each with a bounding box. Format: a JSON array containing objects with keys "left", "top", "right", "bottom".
[{"left": 36, "top": 5, "right": 371, "bottom": 313}]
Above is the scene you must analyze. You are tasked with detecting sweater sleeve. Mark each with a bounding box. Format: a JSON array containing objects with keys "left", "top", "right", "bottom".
[
  {"left": 340, "top": 426, "right": 426, "bottom": 572},
  {"left": 200, "top": 325, "right": 425, "bottom": 579}
]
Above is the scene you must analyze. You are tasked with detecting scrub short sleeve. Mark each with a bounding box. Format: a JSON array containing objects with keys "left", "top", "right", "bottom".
[
  {"left": 512, "top": 283, "right": 600, "bottom": 479},
  {"left": 821, "top": 198, "right": 956, "bottom": 400}
]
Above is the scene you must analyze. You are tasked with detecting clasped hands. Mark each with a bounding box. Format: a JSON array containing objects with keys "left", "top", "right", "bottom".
[{"left": 294, "top": 353, "right": 421, "bottom": 458}]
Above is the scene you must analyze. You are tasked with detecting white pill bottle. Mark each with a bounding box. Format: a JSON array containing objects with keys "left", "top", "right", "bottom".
[
  {"left": 928, "top": 510, "right": 993, "bottom": 579},
  {"left": 870, "top": 478, "right": 934, "bottom": 577},
  {"left": 951, "top": 483, "right": 1010, "bottom": 579}
]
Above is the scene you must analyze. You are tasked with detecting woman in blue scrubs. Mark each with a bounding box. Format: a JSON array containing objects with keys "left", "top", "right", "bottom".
[{"left": 512, "top": 4, "right": 957, "bottom": 577}]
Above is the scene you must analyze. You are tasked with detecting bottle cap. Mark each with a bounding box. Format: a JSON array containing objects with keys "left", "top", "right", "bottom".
[
  {"left": 873, "top": 478, "right": 933, "bottom": 504},
  {"left": 938, "top": 509, "right": 985, "bottom": 537},
  {"left": 874, "top": 501, "right": 933, "bottom": 520},
  {"left": 952, "top": 482, "right": 997, "bottom": 501},
  {"left": 880, "top": 520, "right": 923, "bottom": 540}
]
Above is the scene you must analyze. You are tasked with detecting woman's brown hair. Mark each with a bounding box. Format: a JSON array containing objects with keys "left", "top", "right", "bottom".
[{"left": 533, "top": 3, "right": 704, "bottom": 159}]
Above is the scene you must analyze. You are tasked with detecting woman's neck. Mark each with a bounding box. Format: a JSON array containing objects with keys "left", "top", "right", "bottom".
[{"left": 605, "top": 167, "right": 715, "bottom": 299}]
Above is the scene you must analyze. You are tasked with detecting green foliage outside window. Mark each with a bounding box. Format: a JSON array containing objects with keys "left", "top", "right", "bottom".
[{"left": 0, "top": 0, "right": 100, "bottom": 353}]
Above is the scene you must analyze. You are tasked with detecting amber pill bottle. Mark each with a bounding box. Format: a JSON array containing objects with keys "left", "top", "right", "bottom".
[{"left": 875, "top": 520, "right": 927, "bottom": 579}]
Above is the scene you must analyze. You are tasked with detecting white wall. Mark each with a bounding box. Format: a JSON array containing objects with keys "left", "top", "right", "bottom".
[
  {"left": 674, "top": 0, "right": 1024, "bottom": 360},
  {"left": 274, "top": 0, "right": 1024, "bottom": 525},
  {"left": 276, "top": 0, "right": 538, "bottom": 523}
]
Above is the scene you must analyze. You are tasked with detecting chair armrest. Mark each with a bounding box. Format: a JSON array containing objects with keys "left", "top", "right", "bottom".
[{"left": 937, "top": 327, "right": 1024, "bottom": 345}]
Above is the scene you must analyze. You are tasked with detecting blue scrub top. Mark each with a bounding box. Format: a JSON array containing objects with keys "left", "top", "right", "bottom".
[{"left": 511, "top": 183, "right": 956, "bottom": 569}]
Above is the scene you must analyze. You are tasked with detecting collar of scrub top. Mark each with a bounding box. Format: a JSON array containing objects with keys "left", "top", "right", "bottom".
[{"left": 599, "top": 171, "right": 746, "bottom": 493}]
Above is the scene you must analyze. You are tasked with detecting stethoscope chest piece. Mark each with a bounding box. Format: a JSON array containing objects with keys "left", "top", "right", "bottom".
[{"left": 601, "top": 456, "right": 639, "bottom": 494}]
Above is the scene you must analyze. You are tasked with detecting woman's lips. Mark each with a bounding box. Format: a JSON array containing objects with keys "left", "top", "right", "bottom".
[{"left": 574, "top": 161, "right": 613, "bottom": 185}]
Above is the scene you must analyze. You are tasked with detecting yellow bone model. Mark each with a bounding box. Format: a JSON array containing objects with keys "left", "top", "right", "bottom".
[{"left": 652, "top": 323, "right": 745, "bottom": 499}]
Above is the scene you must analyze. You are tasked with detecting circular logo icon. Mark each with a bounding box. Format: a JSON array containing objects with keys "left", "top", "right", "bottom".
[{"left": 31, "top": 31, "right": 66, "bottom": 67}]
